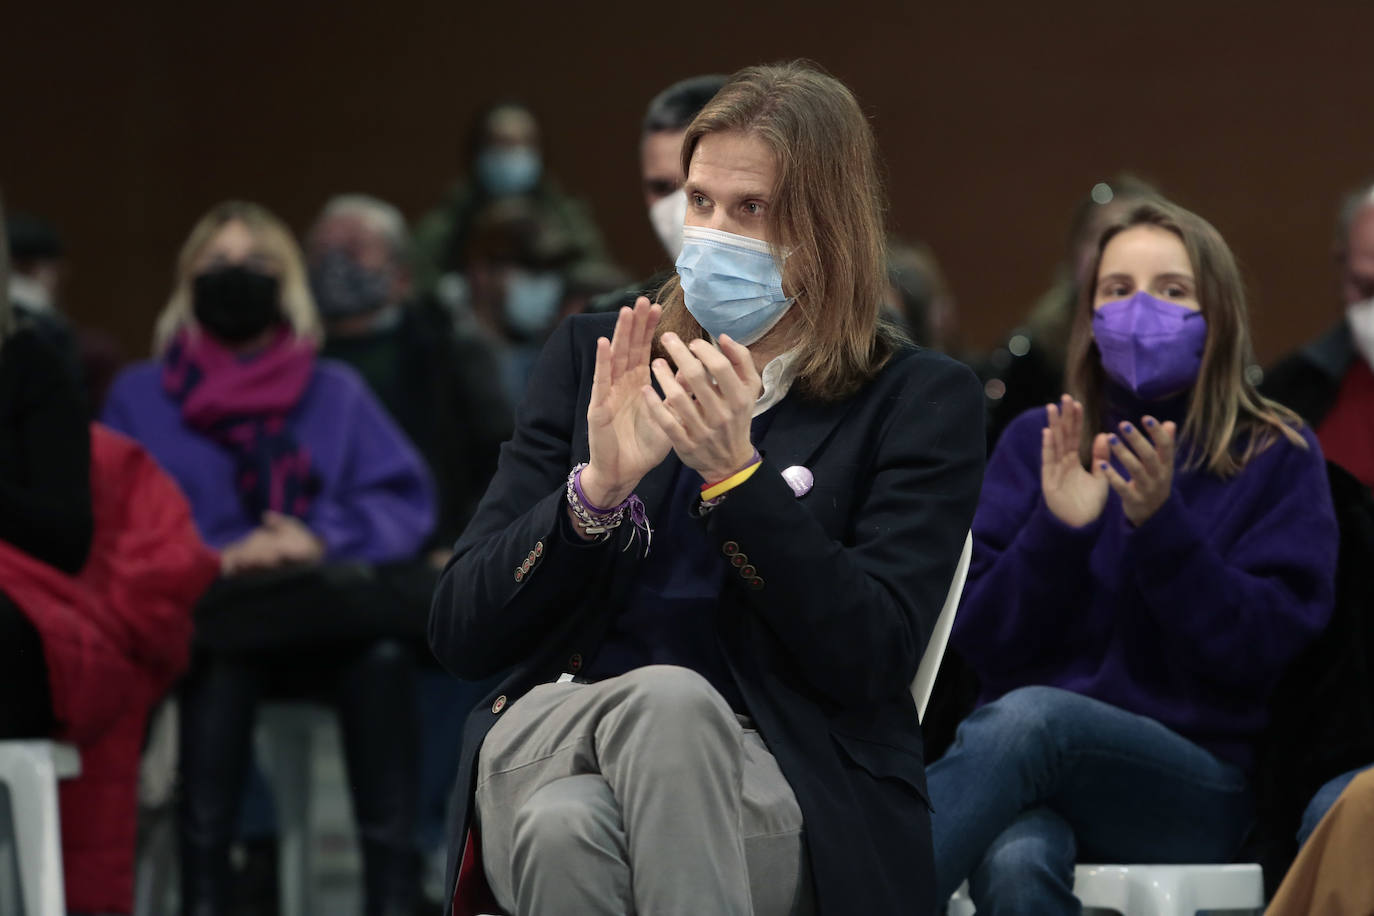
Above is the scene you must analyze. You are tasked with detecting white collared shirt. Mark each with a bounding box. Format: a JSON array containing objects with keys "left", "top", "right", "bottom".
[{"left": 753, "top": 349, "right": 800, "bottom": 417}]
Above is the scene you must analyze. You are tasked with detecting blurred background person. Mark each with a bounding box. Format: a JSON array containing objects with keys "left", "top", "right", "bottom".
[
  {"left": 1264, "top": 181, "right": 1374, "bottom": 486},
  {"left": 461, "top": 196, "right": 622, "bottom": 404},
  {"left": 0, "top": 191, "right": 219, "bottom": 914},
  {"left": 413, "top": 101, "right": 608, "bottom": 311},
  {"left": 6, "top": 209, "right": 125, "bottom": 413},
  {"left": 978, "top": 175, "right": 1161, "bottom": 448},
  {"left": 883, "top": 237, "right": 961, "bottom": 353},
  {"left": 1252, "top": 182, "right": 1374, "bottom": 896},
  {"left": 592, "top": 73, "right": 728, "bottom": 313},
  {"left": 101, "top": 201, "right": 436, "bottom": 916},
  {"left": 310, "top": 193, "right": 512, "bottom": 551},
  {"left": 307, "top": 192, "right": 515, "bottom": 908}
]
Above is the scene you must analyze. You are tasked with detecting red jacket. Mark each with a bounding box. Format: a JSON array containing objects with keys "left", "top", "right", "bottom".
[{"left": 0, "top": 425, "right": 219, "bottom": 913}]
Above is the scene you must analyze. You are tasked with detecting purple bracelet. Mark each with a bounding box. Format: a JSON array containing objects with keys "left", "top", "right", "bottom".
[
  {"left": 572, "top": 464, "right": 620, "bottom": 515},
  {"left": 567, "top": 464, "right": 652, "bottom": 554}
]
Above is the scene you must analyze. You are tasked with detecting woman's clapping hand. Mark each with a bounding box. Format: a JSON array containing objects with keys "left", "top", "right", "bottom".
[{"left": 1041, "top": 395, "right": 1109, "bottom": 528}]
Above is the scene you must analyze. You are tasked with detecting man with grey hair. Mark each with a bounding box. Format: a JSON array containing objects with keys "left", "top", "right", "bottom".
[{"left": 306, "top": 193, "right": 514, "bottom": 905}]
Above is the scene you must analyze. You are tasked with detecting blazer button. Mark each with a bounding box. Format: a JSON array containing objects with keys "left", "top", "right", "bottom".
[
  {"left": 568, "top": 653, "right": 583, "bottom": 672},
  {"left": 521, "top": 558, "right": 533, "bottom": 572},
  {"left": 492, "top": 695, "right": 507, "bottom": 714},
  {"left": 514, "top": 568, "right": 525, "bottom": 582},
  {"left": 731, "top": 554, "right": 748, "bottom": 568},
  {"left": 722, "top": 541, "right": 740, "bottom": 557},
  {"left": 749, "top": 577, "right": 764, "bottom": 591},
  {"left": 534, "top": 540, "right": 545, "bottom": 557},
  {"left": 740, "top": 564, "right": 757, "bottom": 578}
]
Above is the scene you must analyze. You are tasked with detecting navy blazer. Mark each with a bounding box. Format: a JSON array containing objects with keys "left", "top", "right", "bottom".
[{"left": 430, "top": 311, "right": 985, "bottom": 914}]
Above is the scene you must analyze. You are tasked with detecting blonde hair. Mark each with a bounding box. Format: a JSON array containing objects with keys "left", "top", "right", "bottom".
[
  {"left": 1066, "top": 199, "right": 1305, "bottom": 476},
  {"left": 653, "top": 61, "right": 905, "bottom": 400},
  {"left": 153, "top": 200, "right": 320, "bottom": 353}
]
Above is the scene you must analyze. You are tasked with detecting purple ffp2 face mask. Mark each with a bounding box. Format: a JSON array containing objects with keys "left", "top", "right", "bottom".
[{"left": 1091, "top": 291, "right": 1207, "bottom": 400}]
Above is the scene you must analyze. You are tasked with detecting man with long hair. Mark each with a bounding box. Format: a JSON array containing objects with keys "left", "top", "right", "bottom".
[{"left": 430, "top": 62, "right": 984, "bottom": 915}]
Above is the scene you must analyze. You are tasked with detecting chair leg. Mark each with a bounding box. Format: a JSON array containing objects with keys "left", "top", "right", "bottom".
[
  {"left": 260, "top": 708, "right": 317, "bottom": 916},
  {"left": 0, "top": 741, "right": 69, "bottom": 916}
]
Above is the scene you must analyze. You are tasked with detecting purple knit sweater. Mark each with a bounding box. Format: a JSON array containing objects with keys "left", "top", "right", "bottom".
[
  {"left": 954, "top": 391, "right": 1338, "bottom": 770},
  {"left": 102, "top": 359, "right": 435, "bottom": 562}
]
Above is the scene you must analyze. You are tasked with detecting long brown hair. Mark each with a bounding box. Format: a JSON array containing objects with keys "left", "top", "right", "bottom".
[
  {"left": 654, "top": 61, "right": 905, "bottom": 400},
  {"left": 1066, "top": 199, "right": 1305, "bottom": 476}
]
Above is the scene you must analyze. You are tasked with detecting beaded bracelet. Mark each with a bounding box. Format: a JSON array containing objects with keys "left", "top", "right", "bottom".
[{"left": 566, "top": 463, "right": 652, "bottom": 554}]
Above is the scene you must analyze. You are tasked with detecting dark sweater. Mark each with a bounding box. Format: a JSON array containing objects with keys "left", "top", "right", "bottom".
[
  {"left": 954, "top": 392, "right": 1338, "bottom": 770},
  {"left": 0, "top": 327, "right": 92, "bottom": 574}
]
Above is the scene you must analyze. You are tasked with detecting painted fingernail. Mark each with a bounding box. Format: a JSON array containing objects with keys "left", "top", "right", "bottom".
[
  {"left": 1099, "top": 462, "right": 1109, "bottom": 471},
  {"left": 1121, "top": 423, "right": 1134, "bottom": 433},
  {"left": 1144, "top": 418, "right": 1156, "bottom": 427},
  {"left": 1108, "top": 435, "right": 1119, "bottom": 446}
]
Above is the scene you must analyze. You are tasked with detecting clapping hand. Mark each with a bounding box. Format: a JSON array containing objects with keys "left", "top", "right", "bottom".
[
  {"left": 643, "top": 331, "right": 761, "bottom": 484},
  {"left": 580, "top": 298, "right": 674, "bottom": 511},
  {"left": 1098, "top": 416, "right": 1177, "bottom": 527},
  {"left": 1041, "top": 395, "right": 1109, "bottom": 528}
]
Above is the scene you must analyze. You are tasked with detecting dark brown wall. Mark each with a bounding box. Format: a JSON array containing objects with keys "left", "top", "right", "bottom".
[{"left": 6, "top": 1, "right": 1370, "bottom": 363}]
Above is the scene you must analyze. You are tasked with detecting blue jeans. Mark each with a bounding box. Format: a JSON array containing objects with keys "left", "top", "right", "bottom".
[
  {"left": 1297, "top": 764, "right": 1374, "bottom": 848},
  {"left": 927, "top": 686, "right": 1253, "bottom": 915}
]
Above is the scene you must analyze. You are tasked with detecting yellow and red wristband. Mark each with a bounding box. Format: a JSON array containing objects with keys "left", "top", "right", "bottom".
[{"left": 700, "top": 451, "right": 763, "bottom": 502}]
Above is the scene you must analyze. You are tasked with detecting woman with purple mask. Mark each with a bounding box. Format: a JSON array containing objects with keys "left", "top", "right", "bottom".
[{"left": 927, "top": 199, "right": 1339, "bottom": 913}]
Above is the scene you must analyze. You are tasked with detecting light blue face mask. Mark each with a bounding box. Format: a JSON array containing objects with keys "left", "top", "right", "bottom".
[
  {"left": 503, "top": 268, "right": 564, "bottom": 339},
  {"left": 675, "top": 225, "right": 794, "bottom": 345},
  {"left": 476, "top": 147, "right": 542, "bottom": 196}
]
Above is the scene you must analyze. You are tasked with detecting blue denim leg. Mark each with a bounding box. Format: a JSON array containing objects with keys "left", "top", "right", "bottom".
[
  {"left": 968, "top": 807, "right": 1080, "bottom": 916},
  {"left": 1296, "top": 763, "right": 1373, "bottom": 848},
  {"left": 927, "top": 685, "right": 1252, "bottom": 909}
]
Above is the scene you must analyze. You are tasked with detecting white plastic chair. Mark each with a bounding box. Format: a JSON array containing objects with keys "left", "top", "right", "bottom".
[
  {"left": 0, "top": 740, "right": 81, "bottom": 916},
  {"left": 948, "top": 863, "right": 1265, "bottom": 915},
  {"left": 258, "top": 702, "right": 335, "bottom": 916},
  {"left": 912, "top": 531, "right": 974, "bottom": 721}
]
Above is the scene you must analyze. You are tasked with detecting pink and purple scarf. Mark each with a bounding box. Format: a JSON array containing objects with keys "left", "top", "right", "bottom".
[{"left": 162, "top": 328, "right": 320, "bottom": 520}]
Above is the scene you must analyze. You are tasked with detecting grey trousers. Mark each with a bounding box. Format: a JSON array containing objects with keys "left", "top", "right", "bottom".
[{"left": 474, "top": 665, "right": 814, "bottom": 916}]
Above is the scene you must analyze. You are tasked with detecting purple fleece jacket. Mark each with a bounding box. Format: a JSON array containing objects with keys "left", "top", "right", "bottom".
[
  {"left": 102, "top": 359, "right": 435, "bottom": 562},
  {"left": 954, "top": 393, "right": 1338, "bottom": 770}
]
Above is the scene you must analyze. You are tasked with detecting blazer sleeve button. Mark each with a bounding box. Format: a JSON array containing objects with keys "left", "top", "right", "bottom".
[
  {"left": 492, "top": 695, "right": 507, "bottom": 714},
  {"left": 731, "top": 554, "right": 748, "bottom": 568},
  {"left": 514, "top": 568, "right": 525, "bottom": 582},
  {"left": 568, "top": 653, "right": 583, "bottom": 672},
  {"left": 749, "top": 577, "right": 765, "bottom": 591},
  {"left": 722, "top": 541, "right": 740, "bottom": 556},
  {"left": 534, "top": 540, "right": 545, "bottom": 557},
  {"left": 740, "top": 564, "right": 757, "bottom": 578}
]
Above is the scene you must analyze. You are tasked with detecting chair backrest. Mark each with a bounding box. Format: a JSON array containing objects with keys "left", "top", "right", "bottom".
[{"left": 910, "top": 531, "right": 973, "bottom": 721}]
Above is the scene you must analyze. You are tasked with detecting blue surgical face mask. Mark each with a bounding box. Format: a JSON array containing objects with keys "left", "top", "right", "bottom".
[
  {"left": 675, "top": 225, "right": 794, "bottom": 346},
  {"left": 477, "top": 147, "right": 542, "bottom": 196},
  {"left": 503, "top": 268, "right": 564, "bottom": 339}
]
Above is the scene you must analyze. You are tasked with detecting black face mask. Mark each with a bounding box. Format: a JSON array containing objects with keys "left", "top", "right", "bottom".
[{"left": 192, "top": 265, "right": 283, "bottom": 343}]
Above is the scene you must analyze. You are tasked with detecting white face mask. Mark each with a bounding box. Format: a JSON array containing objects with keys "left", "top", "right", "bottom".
[
  {"left": 1348, "top": 298, "right": 1374, "bottom": 368},
  {"left": 648, "top": 189, "right": 688, "bottom": 261}
]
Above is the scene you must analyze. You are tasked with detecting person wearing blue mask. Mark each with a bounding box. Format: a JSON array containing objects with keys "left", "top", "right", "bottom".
[
  {"left": 413, "top": 102, "right": 609, "bottom": 306},
  {"left": 926, "top": 199, "right": 1339, "bottom": 913},
  {"left": 428, "top": 62, "right": 984, "bottom": 916}
]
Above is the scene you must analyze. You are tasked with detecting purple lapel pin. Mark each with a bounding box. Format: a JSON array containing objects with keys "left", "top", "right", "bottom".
[{"left": 781, "top": 465, "right": 814, "bottom": 498}]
